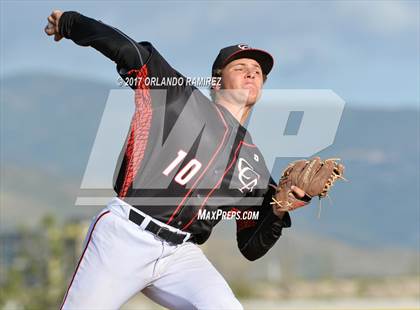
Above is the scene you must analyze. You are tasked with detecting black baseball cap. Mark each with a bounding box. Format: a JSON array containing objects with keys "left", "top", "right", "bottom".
[{"left": 212, "top": 44, "right": 274, "bottom": 77}]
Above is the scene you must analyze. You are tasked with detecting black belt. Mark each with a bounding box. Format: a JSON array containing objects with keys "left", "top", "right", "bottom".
[{"left": 128, "top": 209, "right": 189, "bottom": 245}]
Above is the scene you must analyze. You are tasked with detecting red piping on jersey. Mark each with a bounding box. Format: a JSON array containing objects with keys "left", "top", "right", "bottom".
[
  {"left": 166, "top": 104, "right": 229, "bottom": 225},
  {"left": 119, "top": 65, "right": 152, "bottom": 198},
  {"left": 59, "top": 210, "right": 111, "bottom": 310},
  {"left": 182, "top": 140, "right": 256, "bottom": 230}
]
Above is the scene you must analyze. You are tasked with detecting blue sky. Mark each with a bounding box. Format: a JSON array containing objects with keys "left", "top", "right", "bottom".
[{"left": 1, "top": 0, "right": 419, "bottom": 108}]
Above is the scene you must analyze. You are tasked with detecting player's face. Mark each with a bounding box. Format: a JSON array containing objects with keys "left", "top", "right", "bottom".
[{"left": 220, "top": 58, "right": 264, "bottom": 105}]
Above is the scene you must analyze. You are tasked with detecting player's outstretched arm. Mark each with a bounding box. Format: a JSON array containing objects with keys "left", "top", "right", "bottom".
[{"left": 44, "top": 10, "right": 149, "bottom": 75}]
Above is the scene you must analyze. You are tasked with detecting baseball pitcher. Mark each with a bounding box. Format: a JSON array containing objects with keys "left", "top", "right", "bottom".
[{"left": 45, "top": 9, "right": 344, "bottom": 310}]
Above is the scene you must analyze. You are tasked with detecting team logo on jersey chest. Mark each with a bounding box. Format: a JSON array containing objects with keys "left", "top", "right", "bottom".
[{"left": 237, "top": 157, "right": 260, "bottom": 193}]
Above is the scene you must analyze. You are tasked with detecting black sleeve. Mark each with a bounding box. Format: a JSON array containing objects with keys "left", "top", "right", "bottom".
[
  {"left": 236, "top": 177, "right": 291, "bottom": 261},
  {"left": 58, "top": 11, "right": 150, "bottom": 78}
]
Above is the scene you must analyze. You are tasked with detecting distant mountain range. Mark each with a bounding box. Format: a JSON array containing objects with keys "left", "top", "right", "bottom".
[{"left": 1, "top": 73, "right": 419, "bottom": 278}]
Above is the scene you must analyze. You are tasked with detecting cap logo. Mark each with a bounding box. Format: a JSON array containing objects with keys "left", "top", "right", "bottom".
[{"left": 237, "top": 44, "right": 250, "bottom": 50}]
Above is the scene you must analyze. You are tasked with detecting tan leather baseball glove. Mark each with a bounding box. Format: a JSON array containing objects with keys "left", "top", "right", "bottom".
[{"left": 271, "top": 157, "right": 345, "bottom": 212}]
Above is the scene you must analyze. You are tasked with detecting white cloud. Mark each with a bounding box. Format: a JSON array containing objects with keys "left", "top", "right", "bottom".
[{"left": 334, "top": 1, "right": 419, "bottom": 36}]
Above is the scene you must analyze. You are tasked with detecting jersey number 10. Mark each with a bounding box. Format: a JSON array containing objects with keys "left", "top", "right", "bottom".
[{"left": 162, "top": 150, "right": 202, "bottom": 186}]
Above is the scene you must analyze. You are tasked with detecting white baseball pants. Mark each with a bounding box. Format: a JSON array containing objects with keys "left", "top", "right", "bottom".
[{"left": 60, "top": 198, "right": 243, "bottom": 310}]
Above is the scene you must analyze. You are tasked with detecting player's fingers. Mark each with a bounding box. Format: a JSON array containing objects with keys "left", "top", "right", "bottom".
[
  {"left": 48, "top": 15, "right": 56, "bottom": 25},
  {"left": 52, "top": 10, "right": 62, "bottom": 25},
  {"left": 51, "top": 9, "right": 62, "bottom": 18},
  {"left": 44, "top": 23, "right": 55, "bottom": 35},
  {"left": 54, "top": 33, "right": 62, "bottom": 42},
  {"left": 291, "top": 185, "right": 306, "bottom": 198}
]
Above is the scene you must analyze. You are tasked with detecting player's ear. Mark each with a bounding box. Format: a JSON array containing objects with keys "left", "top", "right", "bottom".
[{"left": 212, "top": 68, "right": 223, "bottom": 91}]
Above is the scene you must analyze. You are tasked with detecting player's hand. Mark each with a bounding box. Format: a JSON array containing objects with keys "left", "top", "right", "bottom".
[
  {"left": 272, "top": 185, "right": 308, "bottom": 217},
  {"left": 44, "top": 10, "right": 64, "bottom": 42},
  {"left": 290, "top": 185, "right": 306, "bottom": 199}
]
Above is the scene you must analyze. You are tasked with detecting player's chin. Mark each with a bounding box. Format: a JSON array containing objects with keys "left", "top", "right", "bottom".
[
  {"left": 246, "top": 98, "right": 257, "bottom": 107},
  {"left": 246, "top": 91, "right": 261, "bottom": 106}
]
